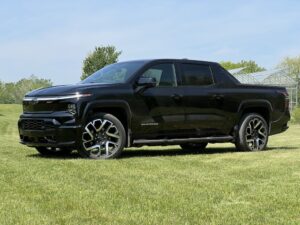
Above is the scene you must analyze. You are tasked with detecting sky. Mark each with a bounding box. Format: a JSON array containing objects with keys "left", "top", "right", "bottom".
[{"left": 0, "top": 0, "right": 300, "bottom": 85}]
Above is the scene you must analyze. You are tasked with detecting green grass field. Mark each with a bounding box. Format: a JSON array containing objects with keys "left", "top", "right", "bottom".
[{"left": 0, "top": 104, "right": 299, "bottom": 225}]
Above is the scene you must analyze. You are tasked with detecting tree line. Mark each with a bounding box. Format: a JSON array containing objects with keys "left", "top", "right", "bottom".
[
  {"left": 0, "top": 75, "right": 52, "bottom": 104},
  {"left": 0, "top": 45, "right": 299, "bottom": 104}
]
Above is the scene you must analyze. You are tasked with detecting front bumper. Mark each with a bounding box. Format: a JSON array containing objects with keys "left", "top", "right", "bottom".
[{"left": 18, "top": 112, "right": 81, "bottom": 148}]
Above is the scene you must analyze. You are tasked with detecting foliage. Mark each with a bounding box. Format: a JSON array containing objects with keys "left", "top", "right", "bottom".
[
  {"left": 220, "top": 60, "right": 265, "bottom": 73},
  {"left": 278, "top": 56, "right": 300, "bottom": 103},
  {"left": 278, "top": 56, "right": 300, "bottom": 82},
  {"left": 0, "top": 75, "right": 52, "bottom": 104},
  {"left": 81, "top": 45, "right": 122, "bottom": 80},
  {"left": 1, "top": 104, "right": 300, "bottom": 224},
  {"left": 291, "top": 107, "right": 300, "bottom": 124},
  {"left": 0, "top": 81, "right": 5, "bottom": 101}
]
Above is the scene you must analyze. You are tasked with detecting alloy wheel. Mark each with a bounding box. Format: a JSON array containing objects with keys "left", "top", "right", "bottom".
[
  {"left": 245, "top": 117, "right": 268, "bottom": 151},
  {"left": 82, "top": 119, "right": 121, "bottom": 158}
]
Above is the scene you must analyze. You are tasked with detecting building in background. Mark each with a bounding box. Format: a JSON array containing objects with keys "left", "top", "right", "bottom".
[{"left": 229, "top": 68, "right": 298, "bottom": 111}]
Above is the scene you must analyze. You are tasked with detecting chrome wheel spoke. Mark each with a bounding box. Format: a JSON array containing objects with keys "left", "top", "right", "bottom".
[
  {"left": 106, "top": 132, "right": 120, "bottom": 139},
  {"left": 255, "top": 139, "right": 260, "bottom": 149},
  {"left": 254, "top": 120, "right": 262, "bottom": 129},
  {"left": 106, "top": 125, "right": 120, "bottom": 139},
  {"left": 93, "top": 119, "right": 103, "bottom": 132},
  {"left": 85, "top": 122, "right": 95, "bottom": 137},
  {"left": 105, "top": 142, "right": 110, "bottom": 155},
  {"left": 98, "top": 119, "right": 110, "bottom": 132},
  {"left": 246, "top": 127, "right": 252, "bottom": 135},
  {"left": 84, "top": 144, "right": 102, "bottom": 157},
  {"left": 258, "top": 130, "right": 266, "bottom": 138},
  {"left": 258, "top": 138, "right": 265, "bottom": 145},
  {"left": 247, "top": 138, "right": 254, "bottom": 143}
]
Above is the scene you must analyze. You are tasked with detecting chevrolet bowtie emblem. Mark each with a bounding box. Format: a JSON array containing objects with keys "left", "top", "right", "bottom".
[{"left": 31, "top": 98, "right": 39, "bottom": 104}]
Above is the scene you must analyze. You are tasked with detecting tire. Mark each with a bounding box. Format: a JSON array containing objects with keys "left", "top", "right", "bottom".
[
  {"left": 235, "top": 113, "right": 269, "bottom": 151},
  {"left": 35, "top": 147, "right": 72, "bottom": 156},
  {"left": 180, "top": 143, "right": 208, "bottom": 151},
  {"left": 78, "top": 113, "right": 126, "bottom": 159}
]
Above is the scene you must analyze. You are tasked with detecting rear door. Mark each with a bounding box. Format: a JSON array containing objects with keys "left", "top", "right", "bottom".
[{"left": 179, "top": 62, "right": 231, "bottom": 136}]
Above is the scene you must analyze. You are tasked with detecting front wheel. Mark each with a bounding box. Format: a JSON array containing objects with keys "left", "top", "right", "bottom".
[
  {"left": 235, "top": 113, "right": 269, "bottom": 151},
  {"left": 78, "top": 113, "right": 126, "bottom": 159}
]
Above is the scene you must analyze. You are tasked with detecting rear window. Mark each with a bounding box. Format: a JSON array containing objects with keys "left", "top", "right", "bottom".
[
  {"left": 181, "top": 64, "right": 214, "bottom": 86},
  {"left": 212, "top": 64, "right": 240, "bottom": 85}
]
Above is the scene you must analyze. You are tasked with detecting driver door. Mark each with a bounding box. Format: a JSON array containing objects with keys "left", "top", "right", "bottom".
[{"left": 133, "top": 62, "right": 185, "bottom": 138}]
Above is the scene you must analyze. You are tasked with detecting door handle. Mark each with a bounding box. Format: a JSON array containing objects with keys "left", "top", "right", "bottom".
[
  {"left": 213, "top": 94, "right": 224, "bottom": 101},
  {"left": 171, "top": 94, "right": 183, "bottom": 101}
]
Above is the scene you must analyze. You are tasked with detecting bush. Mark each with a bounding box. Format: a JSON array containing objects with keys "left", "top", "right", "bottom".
[{"left": 291, "top": 107, "right": 300, "bottom": 124}]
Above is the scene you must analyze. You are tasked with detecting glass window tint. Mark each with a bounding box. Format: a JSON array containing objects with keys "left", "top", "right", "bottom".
[
  {"left": 141, "top": 64, "right": 177, "bottom": 87},
  {"left": 81, "top": 61, "right": 146, "bottom": 84},
  {"left": 181, "top": 64, "right": 213, "bottom": 86}
]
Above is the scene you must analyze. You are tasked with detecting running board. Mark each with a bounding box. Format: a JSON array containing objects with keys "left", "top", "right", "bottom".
[{"left": 133, "top": 136, "right": 234, "bottom": 146}]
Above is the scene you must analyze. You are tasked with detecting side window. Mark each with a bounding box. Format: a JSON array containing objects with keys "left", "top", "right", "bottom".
[
  {"left": 181, "top": 63, "right": 214, "bottom": 86},
  {"left": 141, "top": 63, "right": 177, "bottom": 87}
]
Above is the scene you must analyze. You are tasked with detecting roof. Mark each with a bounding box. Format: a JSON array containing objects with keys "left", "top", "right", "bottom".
[{"left": 119, "top": 58, "right": 217, "bottom": 65}]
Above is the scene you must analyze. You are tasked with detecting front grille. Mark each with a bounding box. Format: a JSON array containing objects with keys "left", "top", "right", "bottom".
[{"left": 22, "top": 120, "right": 54, "bottom": 130}]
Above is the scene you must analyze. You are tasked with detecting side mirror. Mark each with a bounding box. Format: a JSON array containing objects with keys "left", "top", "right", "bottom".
[{"left": 137, "top": 77, "right": 157, "bottom": 88}]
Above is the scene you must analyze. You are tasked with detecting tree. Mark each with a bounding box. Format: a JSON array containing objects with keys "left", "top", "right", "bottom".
[
  {"left": 14, "top": 75, "right": 52, "bottom": 103},
  {"left": 220, "top": 60, "right": 265, "bottom": 73},
  {"left": 277, "top": 56, "right": 300, "bottom": 83},
  {"left": 0, "top": 75, "right": 52, "bottom": 104},
  {"left": 81, "top": 45, "right": 122, "bottom": 80},
  {"left": 1, "top": 83, "right": 16, "bottom": 104},
  {"left": 0, "top": 81, "right": 4, "bottom": 100}
]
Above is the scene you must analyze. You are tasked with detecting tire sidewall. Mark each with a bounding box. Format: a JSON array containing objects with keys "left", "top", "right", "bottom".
[{"left": 236, "top": 113, "right": 269, "bottom": 151}]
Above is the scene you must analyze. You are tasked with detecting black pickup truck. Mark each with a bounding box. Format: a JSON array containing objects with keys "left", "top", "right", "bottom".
[{"left": 18, "top": 59, "right": 290, "bottom": 159}]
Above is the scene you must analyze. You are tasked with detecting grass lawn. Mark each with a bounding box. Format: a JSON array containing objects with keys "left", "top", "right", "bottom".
[{"left": 0, "top": 104, "right": 299, "bottom": 225}]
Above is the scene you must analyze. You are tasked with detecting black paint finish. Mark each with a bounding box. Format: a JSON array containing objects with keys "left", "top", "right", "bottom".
[{"left": 18, "top": 59, "right": 290, "bottom": 148}]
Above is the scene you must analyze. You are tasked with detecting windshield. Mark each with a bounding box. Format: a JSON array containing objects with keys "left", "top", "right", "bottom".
[{"left": 81, "top": 61, "right": 146, "bottom": 84}]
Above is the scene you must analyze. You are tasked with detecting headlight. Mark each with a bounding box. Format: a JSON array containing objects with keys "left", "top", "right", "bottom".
[{"left": 67, "top": 104, "right": 77, "bottom": 115}]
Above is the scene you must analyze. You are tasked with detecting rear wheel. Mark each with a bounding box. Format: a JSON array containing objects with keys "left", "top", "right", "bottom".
[
  {"left": 35, "top": 147, "right": 72, "bottom": 156},
  {"left": 235, "top": 113, "right": 269, "bottom": 151},
  {"left": 180, "top": 143, "right": 208, "bottom": 152},
  {"left": 78, "top": 113, "right": 126, "bottom": 159}
]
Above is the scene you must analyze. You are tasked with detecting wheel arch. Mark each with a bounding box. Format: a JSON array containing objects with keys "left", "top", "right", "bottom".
[
  {"left": 82, "top": 100, "right": 132, "bottom": 146},
  {"left": 237, "top": 100, "right": 273, "bottom": 134}
]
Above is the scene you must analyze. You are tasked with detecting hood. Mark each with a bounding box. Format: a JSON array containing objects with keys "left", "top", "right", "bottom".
[{"left": 26, "top": 83, "right": 117, "bottom": 97}]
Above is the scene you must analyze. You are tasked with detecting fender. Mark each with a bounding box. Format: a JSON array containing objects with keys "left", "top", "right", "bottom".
[
  {"left": 237, "top": 99, "right": 273, "bottom": 130},
  {"left": 81, "top": 100, "right": 133, "bottom": 146},
  {"left": 238, "top": 99, "right": 273, "bottom": 114}
]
